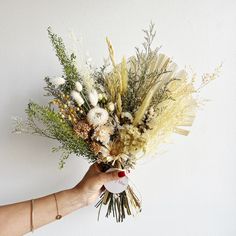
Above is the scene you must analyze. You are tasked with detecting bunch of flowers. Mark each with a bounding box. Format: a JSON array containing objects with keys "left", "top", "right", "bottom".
[{"left": 14, "top": 24, "right": 219, "bottom": 222}]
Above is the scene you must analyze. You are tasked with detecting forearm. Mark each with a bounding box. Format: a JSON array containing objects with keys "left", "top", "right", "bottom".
[
  {"left": 0, "top": 164, "right": 122, "bottom": 236},
  {"left": 0, "top": 188, "right": 83, "bottom": 236}
]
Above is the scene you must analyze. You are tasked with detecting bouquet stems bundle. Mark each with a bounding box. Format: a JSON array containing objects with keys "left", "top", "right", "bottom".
[{"left": 14, "top": 23, "right": 219, "bottom": 222}]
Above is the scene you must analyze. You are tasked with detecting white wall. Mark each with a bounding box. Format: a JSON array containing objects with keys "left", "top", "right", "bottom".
[{"left": 0, "top": 0, "right": 236, "bottom": 235}]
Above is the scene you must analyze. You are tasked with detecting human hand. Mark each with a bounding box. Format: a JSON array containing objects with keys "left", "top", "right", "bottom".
[
  {"left": 0, "top": 163, "right": 126, "bottom": 236},
  {"left": 72, "top": 163, "right": 126, "bottom": 208}
]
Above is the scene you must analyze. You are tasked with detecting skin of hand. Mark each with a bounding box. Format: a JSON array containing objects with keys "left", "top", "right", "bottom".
[
  {"left": 72, "top": 163, "right": 126, "bottom": 208},
  {"left": 0, "top": 163, "right": 126, "bottom": 236}
]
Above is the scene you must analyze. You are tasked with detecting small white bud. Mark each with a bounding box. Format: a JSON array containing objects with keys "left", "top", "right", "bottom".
[
  {"left": 107, "top": 102, "right": 115, "bottom": 112},
  {"left": 98, "top": 93, "right": 103, "bottom": 100},
  {"left": 75, "top": 81, "right": 83, "bottom": 92},
  {"left": 88, "top": 89, "right": 98, "bottom": 107},
  {"left": 71, "top": 90, "right": 84, "bottom": 106}
]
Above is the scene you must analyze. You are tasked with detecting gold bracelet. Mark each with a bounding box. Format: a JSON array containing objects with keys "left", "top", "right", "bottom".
[
  {"left": 30, "top": 199, "right": 34, "bottom": 233},
  {"left": 53, "top": 193, "right": 62, "bottom": 220}
]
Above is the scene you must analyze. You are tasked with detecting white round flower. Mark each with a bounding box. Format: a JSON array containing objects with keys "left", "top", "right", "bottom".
[
  {"left": 71, "top": 90, "right": 84, "bottom": 106},
  {"left": 50, "top": 77, "right": 65, "bottom": 87},
  {"left": 88, "top": 89, "right": 98, "bottom": 107},
  {"left": 75, "top": 81, "right": 83, "bottom": 92},
  {"left": 87, "top": 106, "right": 109, "bottom": 126}
]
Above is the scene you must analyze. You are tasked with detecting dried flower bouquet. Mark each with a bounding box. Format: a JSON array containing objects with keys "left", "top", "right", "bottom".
[{"left": 14, "top": 24, "right": 219, "bottom": 222}]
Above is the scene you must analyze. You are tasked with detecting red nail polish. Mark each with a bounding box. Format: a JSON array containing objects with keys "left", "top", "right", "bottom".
[{"left": 118, "top": 171, "right": 126, "bottom": 178}]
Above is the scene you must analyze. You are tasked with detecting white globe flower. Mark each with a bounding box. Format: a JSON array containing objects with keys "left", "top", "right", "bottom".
[{"left": 87, "top": 106, "right": 109, "bottom": 126}]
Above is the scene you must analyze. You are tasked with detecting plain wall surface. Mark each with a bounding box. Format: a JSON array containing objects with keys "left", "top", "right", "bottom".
[{"left": 0, "top": 0, "right": 236, "bottom": 235}]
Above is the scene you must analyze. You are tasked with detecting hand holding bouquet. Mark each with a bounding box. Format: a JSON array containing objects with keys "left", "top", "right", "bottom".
[{"left": 14, "top": 24, "right": 219, "bottom": 222}]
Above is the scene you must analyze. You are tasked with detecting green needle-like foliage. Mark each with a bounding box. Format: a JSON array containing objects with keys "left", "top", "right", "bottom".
[
  {"left": 47, "top": 27, "right": 80, "bottom": 93},
  {"left": 25, "top": 102, "right": 96, "bottom": 167}
]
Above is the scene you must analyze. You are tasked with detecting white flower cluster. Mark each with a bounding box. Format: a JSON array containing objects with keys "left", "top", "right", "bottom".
[
  {"left": 71, "top": 82, "right": 84, "bottom": 106},
  {"left": 71, "top": 80, "right": 99, "bottom": 108},
  {"left": 50, "top": 77, "right": 65, "bottom": 87}
]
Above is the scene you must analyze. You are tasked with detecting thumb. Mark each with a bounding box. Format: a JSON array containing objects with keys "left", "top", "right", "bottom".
[{"left": 100, "top": 170, "right": 126, "bottom": 183}]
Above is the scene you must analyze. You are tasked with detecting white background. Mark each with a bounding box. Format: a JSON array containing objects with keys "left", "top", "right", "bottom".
[{"left": 0, "top": 0, "right": 236, "bottom": 235}]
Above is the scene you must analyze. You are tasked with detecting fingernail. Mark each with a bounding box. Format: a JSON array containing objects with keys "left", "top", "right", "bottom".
[{"left": 118, "top": 171, "right": 126, "bottom": 178}]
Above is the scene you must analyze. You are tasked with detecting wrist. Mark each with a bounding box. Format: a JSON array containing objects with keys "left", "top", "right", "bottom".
[
  {"left": 56, "top": 188, "right": 85, "bottom": 216},
  {"left": 67, "top": 187, "right": 87, "bottom": 209}
]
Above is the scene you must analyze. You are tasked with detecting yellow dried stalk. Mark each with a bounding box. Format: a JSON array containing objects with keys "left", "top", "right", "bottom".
[
  {"left": 106, "top": 37, "right": 116, "bottom": 68},
  {"left": 106, "top": 74, "right": 116, "bottom": 102},
  {"left": 121, "top": 57, "right": 128, "bottom": 94},
  {"left": 173, "top": 127, "right": 190, "bottom": 136},
  {"left": 133, "top": 83, "right": 159, "bottom": 126},
  {"left": 143, "top": 73, "right": 198, "bottom": 154},
  {"left": 117, "top": 93, "right": 122, "bottom": 117},
  {"left": 106, "top": 37, "right": 127, "bottom": 117}
]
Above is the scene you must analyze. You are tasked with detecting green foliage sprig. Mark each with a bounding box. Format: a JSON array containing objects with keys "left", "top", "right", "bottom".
[
  {"left": 23, "top": 102, "right": 95, "bottom": 167},
  {"left": 122, "top": 23, "right": 172, "bottom": 114},
  {"left": 47, "top": 27, "right": 79, "bottom": 93}
]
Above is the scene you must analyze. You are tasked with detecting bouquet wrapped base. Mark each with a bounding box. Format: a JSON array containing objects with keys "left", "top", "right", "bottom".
[{"left": 95, "top": 163, "right": 141, "bottom": 222}]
